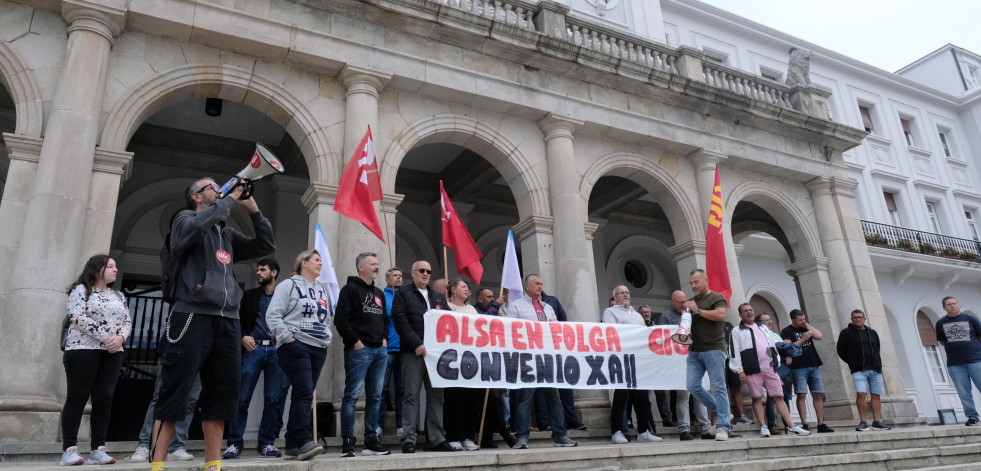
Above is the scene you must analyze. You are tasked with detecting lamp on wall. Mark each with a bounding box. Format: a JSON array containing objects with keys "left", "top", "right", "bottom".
[{"left": 205, "top": 98, "right": 223, "bottom": 117}]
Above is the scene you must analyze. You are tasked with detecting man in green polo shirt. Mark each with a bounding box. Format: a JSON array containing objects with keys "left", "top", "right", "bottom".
[{"left": 683, "top": 269, "right": 735, "bottom": 441}]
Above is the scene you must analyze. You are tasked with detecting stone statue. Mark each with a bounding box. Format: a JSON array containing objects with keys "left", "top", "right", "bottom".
[{"left": 785, "top": 47, "right": 812, "bottom": 88}]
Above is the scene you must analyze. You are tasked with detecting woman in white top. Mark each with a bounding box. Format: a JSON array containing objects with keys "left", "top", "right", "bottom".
[{"left": 60, "top": 255, "right": 131, "bottom": 466}]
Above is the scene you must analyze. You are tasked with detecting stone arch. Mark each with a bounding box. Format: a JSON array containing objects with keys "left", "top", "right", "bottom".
[
  {"left": 0, "top": 41, "right": 43, "bottom": 137},
  {"left": 725, "top": 181, "right": 824, "bottom": 262},
  {"left": 745, "top": 282, "right": 792, "bottom": 321},
  {"left": 379, "top": 114, "right": 549, "bottom": 221},
  {"left": 579, "top": 152, "right": 700, "bottom": 243},
  {"left": 98, "top": 64, "right": 335, "bottom": 183},
  {"left": 395, "top": 213, "right": 439, "bottom": 269}
]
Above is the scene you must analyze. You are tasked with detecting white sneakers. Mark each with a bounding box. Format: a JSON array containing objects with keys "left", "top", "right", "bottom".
[
  {"left": 611, "top": 430, "right": 629, "bottom": 444},
  {"left": 129, "top": 446, "right": 149, "bottom": 462},
  {"left": 87, "top": 446, "right": 116, "bottom": 465},
  {"left": 787, "top": 424, "right": 811, "bottom": 436},
  {"left": 167, "top": 448, "right": 194, "bottom": 461},
  {"left": 462, "top": 438, "right": 480, "bottom": 451},
  {"left": 60, "top": 446, "right": 84, "bottom": 466},
  {"left": 715, "top": 429, "right": 729, "bottom": 441},
  {"left": 760, "top": 426, "right": 771, "bottom": 437},
  {"left": 637, "top": 431, "right": 663, "bottom": 442},
  {"left": 447, "top": 441, "right": 464, "bottom": 451}
]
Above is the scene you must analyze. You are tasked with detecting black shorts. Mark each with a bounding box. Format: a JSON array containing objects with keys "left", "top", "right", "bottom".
[
  {"left": 154, "top": 312, "right": 240, "bottom": 422},
  {"left": 725, "top": 360, "right": 741, "bottom": 389}
]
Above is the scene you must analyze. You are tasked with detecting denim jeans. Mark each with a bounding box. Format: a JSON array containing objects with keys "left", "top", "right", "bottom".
[
  {"left": 227, "top": 345, "right": 290, "bottom": 447},
  {"left": 558, "top": 388, "right": 581, "bottom": 426},
  {"left": 277, "top": 340, "right": 328, "bottom": 450},
  {"left": 341, "top": 345, "right": 388, "bottom": 440},
  {"left": 686, "top": 350, "right": 731, "bottom": 432},
  {"left": 948, "top": 361, "right": 981, "bottom": 421},
  {"left": 138, "top": 361, "right": 201, "bottom": 452},
  {"left": 377, "top": 351, "right": 404, "bottom": 429},
  {"left": 512, "top": 388, "right": 568, "bottom": 441}
]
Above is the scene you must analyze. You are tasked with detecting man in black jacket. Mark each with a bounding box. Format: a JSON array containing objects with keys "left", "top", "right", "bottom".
[
  {"left": 392, "top": 260, "right": 452, "bottom": 453},
  {"left": 152, "top": 178, "right": 276, "bottom": 470},
  {"left": 836, "top": 309, "right": 891, "bottom": 432},
  {"left": 334, "top": 252, "right": 391, "bottom": 457},
  {"left": 224, "top": 259, "right": 290, "bottom": 459}
]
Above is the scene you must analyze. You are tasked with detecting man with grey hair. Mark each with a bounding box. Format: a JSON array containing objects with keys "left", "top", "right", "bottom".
[
  {"left": 506, "top": 274, "right": 578, "bottom": 449},
  {"left": 334, "top": 252, "right": 390, "bottom": 456},
  {"left": 659, "top": 290, "right": 712, "bottom": 440}
]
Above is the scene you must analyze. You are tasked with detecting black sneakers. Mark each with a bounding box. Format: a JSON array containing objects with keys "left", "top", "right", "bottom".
[
  {"left": 363, "top": 438, "right": 390, "bottom": 456},
  {"left": 340, "top": 437, "right": 356, "bottom": 458}
]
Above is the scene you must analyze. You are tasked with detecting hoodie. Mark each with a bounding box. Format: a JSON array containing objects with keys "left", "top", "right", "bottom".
[
  {"left": 265, "top": 275, "right": 333, "bottom": 348},
  {"left": 333, "top": 276, "right": 388, "bottom": 349}
]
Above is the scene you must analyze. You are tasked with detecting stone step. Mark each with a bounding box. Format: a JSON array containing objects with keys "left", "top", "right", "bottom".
[{"left": 2, "top": 425, "right": 978, "bottom": 470}]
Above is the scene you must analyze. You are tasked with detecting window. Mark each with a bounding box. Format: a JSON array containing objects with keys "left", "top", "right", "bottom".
[
  {"left": 917, "top": 311, "right": 947, "bottom": 384},
  {"left": 702, "top": 48, "right": 728, "bottom": 65},
  {"left": 900, "top": 117, "right": 915, "bottom": 146},
  {"left": 759, "top": 66, "right": 782, "bottom": 82},
  {"left": 859, "top": 105, "right": 875, "bottom": 134},
  {"left": 939, "top": 130, "right": 953, "bottom": 157},
  {"left": 926, "top": 201, "right": 943, "bottom": 233},
  {"left": 966, "top": 208, "right": 979, "bottom": 241},
  {"left": 883, "top": 191, "right": 901, "bottom": 225}
]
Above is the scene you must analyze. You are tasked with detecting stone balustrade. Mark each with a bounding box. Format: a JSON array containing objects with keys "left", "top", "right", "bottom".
[
  {"left": 703, "top": 63, "right": 794, "bottom": 109},
  {"left": 434, "top": 0, "right": 537, "bottom": 31},
  {"left": 565, "top": 18, "right": 678, "bottom": 75}
]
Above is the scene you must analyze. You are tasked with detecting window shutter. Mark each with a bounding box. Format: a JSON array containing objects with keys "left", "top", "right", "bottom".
[
  {"left": 917, "top": 311, "right": 938, "bottom": 346},
  {"left": 860, "top": 106, "right": 874, "bottom": 130},
  {"left": 901, "top": 119, "right": 912, "bottom": 134},
  {"left": 883, "top": 192, "right": 898, "bottom": 212}
]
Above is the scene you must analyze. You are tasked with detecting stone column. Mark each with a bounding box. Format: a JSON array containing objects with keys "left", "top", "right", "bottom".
[
  {"left": 690, "top": 150, "right": 745, "bottom": 317},
  {"left": 380, "top": 193, "right": 404, "bottom": 270},
  {"left": 539, "top": 114, "right": 599, "bottom": 323},
  {"left": 337, "top": 65, "right": 391, "bottom": 281},
  {"left": 0, "top": 1, "right": 124, "bottom": 443},
  {"left": 669, "top": 240, "right": 706, "bottom": 291},
  {"left": 79, "top": 148, "right": 133, "bottom": 264},
  {"left": 0, "top": 135, "right": 42, "bottom": 296},
  {"left": 805, "top": 176, "right": 917, "bottom": 421},
  {"left": 512, "top": 215, "right": 556, "bottom": 291}
]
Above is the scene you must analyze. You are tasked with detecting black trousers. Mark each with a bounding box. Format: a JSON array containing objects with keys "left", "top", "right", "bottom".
[
  {"left": 62, "top": 349, "right": 124, "bottom": 450},
  {"left": 610, "top": 389, "right": 654, "bottom": 435}
]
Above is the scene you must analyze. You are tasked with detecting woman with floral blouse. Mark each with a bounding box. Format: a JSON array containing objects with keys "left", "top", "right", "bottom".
[{"left": 60, "top": 255, "right": 131, "bottom": 466}]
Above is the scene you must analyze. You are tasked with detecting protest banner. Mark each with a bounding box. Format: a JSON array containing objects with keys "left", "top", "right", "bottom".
[{"left": 423, "top": 311, "right": 698, "bottom": 390}]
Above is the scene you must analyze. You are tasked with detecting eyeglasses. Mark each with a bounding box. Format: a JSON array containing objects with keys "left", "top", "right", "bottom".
[
  {"left": 417, "top": 268, "right": 432, "bottom": 274},
  {"left": 195, "top": 182, "right": 220, "bottom": 194}
]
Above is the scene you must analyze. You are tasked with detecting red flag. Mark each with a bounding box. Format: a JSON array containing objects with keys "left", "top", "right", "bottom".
[
  {"left": 334, "top": 126, "right": 385, "bottom": 241},
  {"left": 440, "top": 181, "right": 483, "bottom": 284},
  {"left": 705, "top": 166, "right": 731, "bottom": 305}
]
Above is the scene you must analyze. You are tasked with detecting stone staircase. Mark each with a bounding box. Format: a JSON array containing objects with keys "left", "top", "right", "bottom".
[{"left": 2, "top": 423, "right": 979, "bottom": 470}]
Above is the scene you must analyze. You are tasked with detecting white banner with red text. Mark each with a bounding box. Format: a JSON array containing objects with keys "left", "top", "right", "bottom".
[{"left": 422, "top": 310, "right": 699, "bottom": 390}]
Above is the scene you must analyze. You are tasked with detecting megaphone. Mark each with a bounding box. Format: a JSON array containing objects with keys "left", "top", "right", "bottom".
[
  {"left": 220, "top": 143, "right": 286, "bottom": 199},
  {"left": 671, "top": 308, "right": 694, "bottom": 345}
]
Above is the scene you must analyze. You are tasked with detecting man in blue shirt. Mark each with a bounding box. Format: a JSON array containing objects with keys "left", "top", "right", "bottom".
[
  {"left": 224, "top": 259, "right": 290, "bottom": 458},
  {"left": 377, "top": 267, "right": 405, "bottom": 437},
  {"left": 936, "top": 296, "right": 981, "bottom": 426}
]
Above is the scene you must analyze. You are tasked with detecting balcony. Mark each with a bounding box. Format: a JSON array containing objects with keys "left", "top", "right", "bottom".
[{"left": 861, "top": 220, "right": 981, "bottom": 262}]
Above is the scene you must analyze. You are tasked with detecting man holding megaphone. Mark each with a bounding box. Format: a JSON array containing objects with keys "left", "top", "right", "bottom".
[
  {"left": 219, "top": 143, "right": 286, "bottom": 200},
  {"left": 151, "top": 153, "right": 278, "bottom": 471}
]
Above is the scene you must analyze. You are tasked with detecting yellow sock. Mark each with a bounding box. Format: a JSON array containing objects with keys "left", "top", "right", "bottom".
[
  {"left": 204, "top": 460, "right": 221, "bottom": 471},
  {"left": 151, "top": 462, "right": 165, "bottom": 471}
]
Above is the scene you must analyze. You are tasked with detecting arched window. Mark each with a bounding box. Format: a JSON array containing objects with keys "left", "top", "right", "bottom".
[{"left": 917, "top": 310, "right": 947, "bottom": 384}]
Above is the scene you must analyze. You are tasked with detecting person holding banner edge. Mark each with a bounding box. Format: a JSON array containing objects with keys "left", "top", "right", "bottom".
[
  {"left": 603, "top": 285, "right": 662, "bottom": 445},
  {"left": 684, "top": 269, "right": 739, "bottom": 441},
  {"left": 505, "top": 274, "right": 578, "bottom": 449}
]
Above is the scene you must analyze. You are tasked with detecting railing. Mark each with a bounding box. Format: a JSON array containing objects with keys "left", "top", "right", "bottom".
[
  {"left": 121, "top": 294, "right": 171, "bottom": 379},
  {"left": 861, "top": 220, "right": 981, "bottom": 262},
  {"left": 565, "top": 18, "right": 678, "bottom": 74},
  {"left": 433, "top": 0, "right": 537, "bottom": 31},
  {"left": 702, "top": 63, "right": 794, "bottom": 108}
]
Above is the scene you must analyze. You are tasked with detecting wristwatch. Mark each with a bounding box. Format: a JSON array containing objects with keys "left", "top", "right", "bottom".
[{"left": 696, "top": 309, "right": 702, "bottom": 315}]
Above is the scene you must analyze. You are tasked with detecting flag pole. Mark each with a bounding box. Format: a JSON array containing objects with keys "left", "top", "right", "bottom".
[
  {"left": 312, "top": 389, "right": 318, "bottom": 444},
  {"left": 443, "top": 246, "right": 449, "bottom": 281},
  {"left": 477, "top": 388, "right": 490, "bottom": 449}
]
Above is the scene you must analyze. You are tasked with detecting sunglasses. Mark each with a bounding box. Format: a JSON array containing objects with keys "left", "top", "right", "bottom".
[
  {"left": 417, "top": 268, "right": 432, "bottom": 274},
  {"left": 195, "top": 182, "right": 220, "bottom": 194}
]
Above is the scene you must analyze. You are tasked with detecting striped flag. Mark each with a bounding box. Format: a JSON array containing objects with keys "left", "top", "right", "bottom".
[
  {"left": 315, "top": 223, "right": 341, "bottom": 307},
  {"left": 501, "top": 230, "right": 523, "bottom": 304}
]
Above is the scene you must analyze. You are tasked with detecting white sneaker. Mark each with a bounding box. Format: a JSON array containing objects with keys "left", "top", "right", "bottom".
[
  {"left": 87, "top": 446, "right": 116, "bottom": 465},
  {"left": 129, "top": 446, "right": 149, "bottom": 462},
  {"left": 167, "top": 448, "right": 194, "bottom": 461},
  {"left": 611, "top": 430, "right": 628, "bottom": 444},
  {"left": 60, "top": 446, "right": 84, "bottom": 466},
  {"left": 638, "top": 431, "right": 662, "bottom": 442},
  {"left": 397, "top": 427, "right": 405, "bottom": 438},
  {"left": 715, "top": 429, "right": 729, "bottom": 441},
  {"left": 787, "top": 425, "right": 811, "bottom": 436},
  {"left": 760, "top": 426, "right": 771, "bottom": 438},
  {"left": 462, "top": 438, "right": 480, "bottom": 451},
  {"left": 447, "top": 441, "right": 464, "bottom": 451}
]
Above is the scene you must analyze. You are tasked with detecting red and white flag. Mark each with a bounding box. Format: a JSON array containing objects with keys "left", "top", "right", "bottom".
[
  {"left": 334, "top": 126, "right": 385, "bottom": 241},
  {"left": 704, "top": 166, "right": 731, "bottom": 305},
  {"left": 440, "top": 181, "right": 483, "bottom": 284}
]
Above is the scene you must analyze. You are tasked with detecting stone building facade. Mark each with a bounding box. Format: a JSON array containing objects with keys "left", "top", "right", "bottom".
[{"left": 6, "top": 0, "right": 977, "bottom": 442}]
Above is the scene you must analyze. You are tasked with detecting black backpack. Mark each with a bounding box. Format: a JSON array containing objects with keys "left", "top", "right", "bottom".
[{"left": 160, "top": 212, "right": 188, "bottom": 305}]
